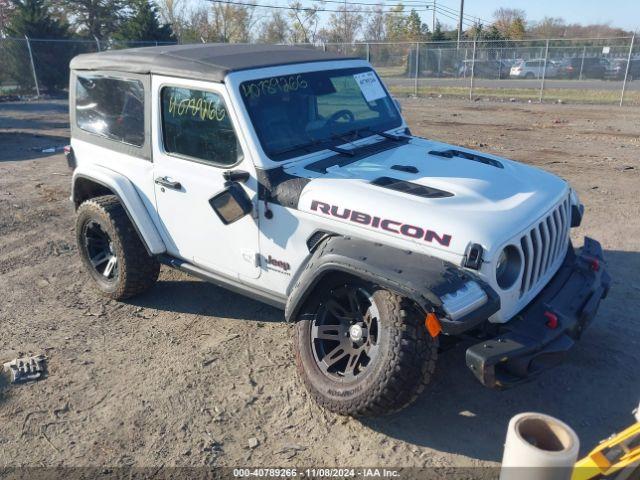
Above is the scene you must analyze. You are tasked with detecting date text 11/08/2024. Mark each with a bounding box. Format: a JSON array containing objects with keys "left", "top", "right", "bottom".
[{"left": 233, "top": 468, "right": 401, "bottom": 478}]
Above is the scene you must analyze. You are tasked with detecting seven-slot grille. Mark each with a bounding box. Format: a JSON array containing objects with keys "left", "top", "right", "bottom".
[{"left": 519, "top": 195, "right": 571, "bottom": 297}]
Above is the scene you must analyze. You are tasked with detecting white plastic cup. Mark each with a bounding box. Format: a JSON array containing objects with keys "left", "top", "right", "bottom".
[{"left": 500, "top": 412, "right": 580, "bottom": 480}]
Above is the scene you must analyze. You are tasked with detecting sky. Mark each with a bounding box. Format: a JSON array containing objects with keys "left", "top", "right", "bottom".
[{"left": 431, "top": 0, "right": 640, "bottom": 32}]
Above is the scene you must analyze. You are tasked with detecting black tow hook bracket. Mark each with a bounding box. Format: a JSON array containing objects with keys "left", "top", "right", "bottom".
[{"left": 464, "top": 243, "right": 484, "bottom": 270}]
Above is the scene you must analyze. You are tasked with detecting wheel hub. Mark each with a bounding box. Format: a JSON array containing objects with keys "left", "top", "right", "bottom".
[{"left": 349, "top": 324, "right": 364, "bottom": 342}]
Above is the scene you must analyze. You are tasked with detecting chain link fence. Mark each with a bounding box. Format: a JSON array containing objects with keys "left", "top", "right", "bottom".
[
  {"left": 0, "top": 37, "right": 175, "bottom": 98},
  {"left": 313, "top": 36, "right": 640, "bottom": 106},
  {"left": 1, "top": 36, "right": 638, "bottom": 105}
]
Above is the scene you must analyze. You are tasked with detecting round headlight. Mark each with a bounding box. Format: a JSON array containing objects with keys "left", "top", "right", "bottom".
[{"left": 496, "top": 245, "right": 522, "bottom": 290}]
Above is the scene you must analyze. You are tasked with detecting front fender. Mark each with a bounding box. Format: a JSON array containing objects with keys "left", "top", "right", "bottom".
[
  {"left": 285, "top": 236, "right": 500, "bottom": 334},
  {"left": 72, "top": 165, "right": 166, "bottom": 255}
]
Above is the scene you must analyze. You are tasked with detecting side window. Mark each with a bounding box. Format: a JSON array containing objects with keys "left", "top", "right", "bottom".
[
  {"left": 76, "top": 75, "right": 145, "bottom": 147},
  {"left": 161, "top": 86, "right": 242, "bottom": 166}
]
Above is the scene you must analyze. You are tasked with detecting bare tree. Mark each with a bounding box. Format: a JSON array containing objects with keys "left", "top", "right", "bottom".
[
  {"left": 288, "top": 1, "right": 321, "bottom": 44},
  {"left": 365, "top": 5, "right": 385, "bottom": 42},
  {"left": 0, "top": 0, "right": 15, "bottom": 36},
  {"left": 156, "top": 0, "right": 186, "bottom": 41},
  {"left": 562, "top": 22, "right": 628, "bottom": 38},
  {"left": 319, "top": 4, "right": 363, "bottom": 43},
  {"left": 492, "top": 7, "right": 526, "bottom": 39},
  {"left": 177, "top": 2, "right": 218, "bottom": 43},
  {"left": 531, "top": 16, "right": 566, "bottom": 38},
  {"left": 210, "top": 1, "right": 257, "bottom": 43},
  {"left": 258, "top": 11, "right": 289, "bottom": 44}
]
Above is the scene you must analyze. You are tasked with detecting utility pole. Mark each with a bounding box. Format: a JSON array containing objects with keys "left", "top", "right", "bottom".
[
  {"left": 344, "top": 0, "right": 347, "bottom": 45},
  {"left": 24, "top": 35, "right": 40, "bottom": 97},
  {"left": 620, "top": 33, "right": 636, "bottom": 107},
  {"left": 432, "top": 0, "right": 436, "bottom": 33},
  {"left": 457, "top": 0, "right": 464, "bottom": 47}
]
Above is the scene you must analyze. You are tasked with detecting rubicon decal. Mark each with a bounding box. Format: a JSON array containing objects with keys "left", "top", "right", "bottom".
[{"left": 311, "top": 200, "right": 452, "bottom": 247}]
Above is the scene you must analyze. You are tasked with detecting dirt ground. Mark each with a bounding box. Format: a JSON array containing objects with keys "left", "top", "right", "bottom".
[{"left": 0, "top": 97, "right": 639, "bottom": 470}]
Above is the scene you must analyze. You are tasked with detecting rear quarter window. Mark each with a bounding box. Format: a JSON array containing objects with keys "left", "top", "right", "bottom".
[{"left": 75, "top": 74, "right": 145, "bottom": 147}]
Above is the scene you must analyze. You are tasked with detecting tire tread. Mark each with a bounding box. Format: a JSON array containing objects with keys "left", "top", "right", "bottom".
[
  {"left": 76, "top": 195, "right": 160, "bottom": 300},
  {"left": 295, "top": 288, "right": 438, "bottom": 416}
]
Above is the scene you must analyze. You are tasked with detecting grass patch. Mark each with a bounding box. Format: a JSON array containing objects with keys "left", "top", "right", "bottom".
[
  {"left": 387, "top": 84, "right": 640, "bottom": 105},
  {"left": 376, "top": 66, "right": 409, "bottom": 78},
  {"left": 0, "top": 85, "right": 19, "bottom": 95}
]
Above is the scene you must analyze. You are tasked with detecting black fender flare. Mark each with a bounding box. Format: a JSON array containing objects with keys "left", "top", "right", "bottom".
[{"left": 285, "top": 236, "right": 500, "bottom": 334}]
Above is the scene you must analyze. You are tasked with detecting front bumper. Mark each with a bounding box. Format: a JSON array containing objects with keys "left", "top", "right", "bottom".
[{"left": 466, "top": 237, "right": 611, "bottom": 389}]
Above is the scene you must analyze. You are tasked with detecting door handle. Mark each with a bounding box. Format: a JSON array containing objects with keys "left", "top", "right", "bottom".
[{"left": 155, "top": 176, "right": 182, "bottom": 190}]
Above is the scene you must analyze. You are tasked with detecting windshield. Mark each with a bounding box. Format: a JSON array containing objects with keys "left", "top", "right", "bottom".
[{"left": 239, "top": 67, "right": 402, "bottom": 161}]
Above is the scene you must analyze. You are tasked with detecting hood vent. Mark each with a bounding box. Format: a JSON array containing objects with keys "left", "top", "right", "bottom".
[
  {"left": 429, "top": 149, "right": 504, "bottom": 169},
  {"left": 371, "top": 176, "right": 454, "bottom": 199},
  {"left": 391, "top": 164, "right": 419, "bottom": 174}
]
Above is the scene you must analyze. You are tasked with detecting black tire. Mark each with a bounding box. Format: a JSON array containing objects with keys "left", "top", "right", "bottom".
[
  {"left": 75, "top": 195, "right": 160, "bottom": 300},
  {"left": 294, "top": 279, "right": 438, "bottom": 416}
]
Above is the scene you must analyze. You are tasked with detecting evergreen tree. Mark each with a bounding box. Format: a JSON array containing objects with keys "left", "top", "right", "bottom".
[
  {"left": 485, "top": 25, "right": 504, "bottom": 41},
  {"left": 405, "top": 9, "right": 429, "bottom": 41},
  {"left": 467, "top": 22, "right": 483, "bottom": 40},
  {"left": 5, "top": 0, "right": 71, "bottom": 92},
  {"left": 383, "top": 5, "right": 405, "bottom": 41},
  {"left": 114, "top": 0, "right": 174, "bottom": 43},
  {"left": 431, "top": 20, "right": 445, "bottom": 41},
  {"left": 62, "top": 0, "right": 124, "bottom": 40}
]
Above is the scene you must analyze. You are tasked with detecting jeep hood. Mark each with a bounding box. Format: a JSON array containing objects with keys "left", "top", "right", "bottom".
[{"left": 294, "top": 138, "right": 569, "bottom": 258}]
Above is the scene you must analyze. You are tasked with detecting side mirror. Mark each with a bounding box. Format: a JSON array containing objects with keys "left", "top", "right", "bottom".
[
  {"left": 392, "top": 97, "right": 402, "bottom": 113},
  {"left": 209, "top": 182, "right": 253, "bottom": 225}
]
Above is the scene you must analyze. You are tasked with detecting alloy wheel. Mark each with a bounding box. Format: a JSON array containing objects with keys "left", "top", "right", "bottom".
[
  {"left": 311, "top": 285, "right": 380, "bottom": 382},
  {"left": 83, "top": 220, "right": 118, "bottom": 280}
]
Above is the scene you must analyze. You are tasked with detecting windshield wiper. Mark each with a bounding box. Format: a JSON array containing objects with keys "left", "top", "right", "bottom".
[
  {"left": 359, "top": 126, "right": 403, "bottom": 141},
  {"left": 327, "top": 145, "right": 355, "bottom": 157},
  {"left": 271, "top": 136, "right": 355, "bottom": 159},
  {"left": 332, "top": 127, "right": 403, "bottom": 146},
  {"left": 269, "top": 140, "right": 317, "bottom": 157}
]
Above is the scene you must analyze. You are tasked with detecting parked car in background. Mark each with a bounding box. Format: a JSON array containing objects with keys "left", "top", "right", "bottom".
[
  {"left": 458, "top": 59, "right": 511, "bottom": 79},
  {"left": 604, "top": 58, "right": 640, "bottom": 81},
  {"left": 510, "top": 59, "right": 559, "bottom": 79},
  {"left": 558, "top": 57, "right": 608, "bottom": 79}
]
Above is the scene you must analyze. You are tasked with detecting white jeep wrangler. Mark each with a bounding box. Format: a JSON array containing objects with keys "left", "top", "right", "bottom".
[{"left": 67, "top": 44, "right": 610, "bottom": 416}]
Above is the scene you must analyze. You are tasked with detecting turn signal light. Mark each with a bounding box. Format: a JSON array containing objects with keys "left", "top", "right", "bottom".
[
  {"left": 425, "top": 312, "right": 442, "bottom": 338},
  {"left": 544, "top": 311, "right": 559, "bottom": 329}
]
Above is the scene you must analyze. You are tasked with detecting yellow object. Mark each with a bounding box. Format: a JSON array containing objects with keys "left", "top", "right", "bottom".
[{"left": 572, "top": 421, "right": 640, "bottom": 479}]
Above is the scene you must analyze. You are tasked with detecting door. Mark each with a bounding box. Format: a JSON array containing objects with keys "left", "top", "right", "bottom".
[{"left": 151, "top": 76, "right": 260, "bottom": 279}]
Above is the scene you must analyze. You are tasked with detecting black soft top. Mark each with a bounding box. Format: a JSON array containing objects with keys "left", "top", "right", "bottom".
[{"left": 70, "top": 43, "right": 358, "bottom": 82}]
